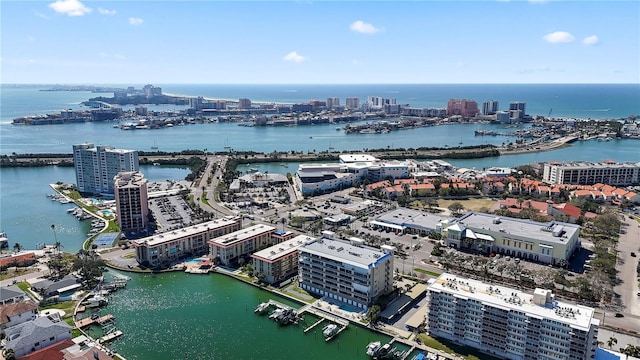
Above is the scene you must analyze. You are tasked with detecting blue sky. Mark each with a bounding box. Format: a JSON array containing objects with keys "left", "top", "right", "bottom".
[{"left": 1, "top": 1, "right": 638, "bottom": 84}]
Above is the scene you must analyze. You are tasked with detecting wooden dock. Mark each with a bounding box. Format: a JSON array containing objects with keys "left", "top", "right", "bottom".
[{"left": 74, "top": 314, "right": 114, "bottom": 328}]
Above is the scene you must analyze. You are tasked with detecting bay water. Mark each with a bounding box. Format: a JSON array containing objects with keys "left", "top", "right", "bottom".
[{"left": 0, "top": 84, "right": 637, "bottom": 359}]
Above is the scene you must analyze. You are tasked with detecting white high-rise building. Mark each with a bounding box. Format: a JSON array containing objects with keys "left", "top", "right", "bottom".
[
  {"left": 427, "top": 273, "right": 599, "bottom": 360},
  {"left": 73, "top": 143, "right": 139, "bottom": 195},
  {"left": 543, "top": 161, "right": 640, "bottom": 186},
  {"left": 346, "top": 97, "right": 360, "bottom": 110},
  {"left": 297, "top": 234, "right": 394, "bottom": 310},
  {"left": 326, "top": 97, "right": 340, "bottom": 109}
]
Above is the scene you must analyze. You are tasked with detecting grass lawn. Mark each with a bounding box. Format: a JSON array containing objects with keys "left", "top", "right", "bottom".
[
  {"left": 40, "top": 301, "right": 76, "bottom": 315},
  {"left": 414, "top": 268, "right": 441, "bottom": 277},
  {"left": 438, "top": 198, "right": 497, "bottom": 212},
  {"left": 16, "top": 281, "right": 39, "bottom": 299},
  {"left": 417, "top": 334, "right": 493, "bottom": 360}
]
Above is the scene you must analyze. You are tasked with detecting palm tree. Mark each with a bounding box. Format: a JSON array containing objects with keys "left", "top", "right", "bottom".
[
  {"left": 607, "top": 336, "right": 618, "bottom": 349},
  {"left": 280, "top": 217, "right": 287, "bottom": 231},
  {"left": 12, "top": 243, "right": 22, "bottom": 254}
]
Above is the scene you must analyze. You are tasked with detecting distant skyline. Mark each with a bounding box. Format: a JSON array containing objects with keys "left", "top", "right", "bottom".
[{"left": 1, "top": 1, "right": 639, "bottom": 84}]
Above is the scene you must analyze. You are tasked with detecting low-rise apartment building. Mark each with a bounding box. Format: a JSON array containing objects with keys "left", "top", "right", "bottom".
[
  {"left": 443, "top": 212, "right": 580, "bottom": 265},
  {"left": 426, "top": 273, "right": 599, "bottom": 360},
  {"left": 132, "top": 217, "right": 242, "bottom": 268},
  {"left": 251, "top": 235, "right": 313, "bottom": 284},
  {"left": 208, "top": 224, "right": 276, "bottom": 266},
  {"left": 543, "top": 160, "right": 640, "bottom": 186},
  {"left": 297, "top": 234, "right": 394, "bottom": 310}
]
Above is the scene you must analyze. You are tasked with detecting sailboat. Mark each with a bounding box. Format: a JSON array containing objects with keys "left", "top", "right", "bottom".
[
  {"left": 151, "top": 140, "right": 158, "bottom": 150},
  {"left": 224, "top": 138, "right": 231, "bottom": 149}
]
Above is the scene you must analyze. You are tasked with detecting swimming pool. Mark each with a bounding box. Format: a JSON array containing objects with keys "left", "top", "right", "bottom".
[{"left": 101, "top": 210, "right": 113, "bottom": 216}]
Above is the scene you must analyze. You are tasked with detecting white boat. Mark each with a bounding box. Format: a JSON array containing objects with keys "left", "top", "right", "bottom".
[
  {"left": 322, "top": 324, "right": 338, "bottom": 338},
  {"left": 84, "top": 295, "right": 108, "bottom": 308},
  {"left": 269, "top": 308, "right": 284, "bottom": 320},
  {"left": 366, "top": 341, "right": 381, "bottom": 356},
  {"left": 254, "top": 302, "right": 269, "bottom": 314},
  {"left": 0, "top": 232, "right": 8, "bottom": 249}
]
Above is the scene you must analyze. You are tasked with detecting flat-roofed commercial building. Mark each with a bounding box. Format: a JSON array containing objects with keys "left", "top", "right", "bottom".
[
  {"left": 443, "top": 212, "right": 580, "bottom": 265},
  {"left": 297, "top": 235, "right": 394, "bottom": 310},
  {"left": 132, "top": 217, "right": 241, "bottom": 268},
  {"left": 114, "top": 171, "right": 149, "bottom": 234},
  {"left": 543, "top": 160, "right": 640, "bottom": 186},
  {"left": 426, "top": 273, "right": 599, "bottom": 360},
  {"left": 373, "top": 208, "right": 450, "bottom": 235},
  {"left": 251, "top": 235, "right": 313, "bottom": 284},
  {"left": 295, "top": 154, "right": 410, "bottom": 196},
  {"left": 208, "top": 224, "right": 276, "bottom": 266}
]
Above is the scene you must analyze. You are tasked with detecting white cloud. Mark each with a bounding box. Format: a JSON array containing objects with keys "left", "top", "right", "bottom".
[
  {"left": 349, "top": 20, "right": 382, "bottom": 35},
  {"left": 129, "top": 17, "right": 144, "bottom": 26},
  {"left": 98, "top": 8, "right": 116, "bottom": 15},
  {"left": 352, "top": 59, "right": 361, "bottom": 65},
  {"left": 283, "top": 51, "right": 307, "bottom": 63},
  {"left": 582, "top": 35, "right": 599, "bottom": 45},
  {"left": 48, "top": 0, "right": 92, "bottom": 16},
  {"left": 543, "top": 31, "right": 575, "bottom": 43}
]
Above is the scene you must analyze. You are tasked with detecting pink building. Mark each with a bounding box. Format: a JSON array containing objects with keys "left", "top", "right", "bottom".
[{"left": 447, "top": 99, "right": 479, "bottom": 117}]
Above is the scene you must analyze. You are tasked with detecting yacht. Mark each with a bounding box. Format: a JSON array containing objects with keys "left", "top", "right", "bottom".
[
  {"left": 84, "top": 295, "right": 108, "bottom": 308},
  {"left": 322, "top": 324, "right": 338, "bottom": 338},
  {"left": 254, "top": 302, "right": 269, "bottom": 314},
  {"left": 366, "top": 341, "right": 381, "bottom": 356}
]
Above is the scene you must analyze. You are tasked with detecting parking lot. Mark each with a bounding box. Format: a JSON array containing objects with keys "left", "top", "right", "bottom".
[{"left": 149, "top": 195, "right": 196, "bottom": 231}]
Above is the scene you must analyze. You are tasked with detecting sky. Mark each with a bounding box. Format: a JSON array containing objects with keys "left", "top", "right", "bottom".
[{"left": 1, "top": 0, "right": 639, "bottom": 84}]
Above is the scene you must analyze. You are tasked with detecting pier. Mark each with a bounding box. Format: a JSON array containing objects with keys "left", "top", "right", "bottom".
[
  {"left": 75, "top": 314, "right": 114, "bottom": 328},
  {"left": 98, "top": 330, "right": 123, "bottom": 343}
]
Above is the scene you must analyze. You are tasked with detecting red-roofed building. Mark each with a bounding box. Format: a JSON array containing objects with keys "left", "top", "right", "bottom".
[
  {"left": 0, "top": 253, "right": 37, "bottom": 269},
  {"left": 16, "top": 339, "right": 73, "bottom": 360}
]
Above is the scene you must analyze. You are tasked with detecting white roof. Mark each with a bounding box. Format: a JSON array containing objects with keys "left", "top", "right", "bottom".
[
  {"left": 339, "top": 154, "right": 377, "bottom": 163},
  {"left": 135, "top": 218, "right": 239, "bottom": 247},
  {"left": 300, "top": 237, "right": 391, "bottom": 269},
  {"left": 251, "top": 235, "right": 314, "bottom": 262},
  {"left": 428, "top": 273, "right": 598, "bottom": 331},
  {"left": 209, "top": 224, "right": 276, "bottom": 247}
]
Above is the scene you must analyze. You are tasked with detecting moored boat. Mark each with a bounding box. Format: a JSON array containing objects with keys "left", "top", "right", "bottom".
[
  {"left": 254, "top": 302, "right": 269, "bottom": 314},
  {"left": 366, "top": 341, "right": 381, "bottom": 356},
  {"left": 322, "top": 324, "right": 338, "bottom": 338}
]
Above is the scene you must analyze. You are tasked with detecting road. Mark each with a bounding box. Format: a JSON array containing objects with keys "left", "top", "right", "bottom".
[
  {"left": 192, "top": 154, "right": 233, "bottom": 216},
  {"left": 614, "top": 214, "right": 640, "bottom": 316}
]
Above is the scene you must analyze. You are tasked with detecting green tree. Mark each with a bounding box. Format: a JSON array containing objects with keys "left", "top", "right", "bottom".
[
  {"left": 73, "top": 250, "right": 106, "bottom": 289},
  {"left": 448, "top": 202, "right": 465, "bottom": 216},
  {"left": 366, "top": 305, "right": 381, "bottom": 326},
  {"left": 12, "top": 242, "right": 22, "bottom": 254},
  {"left": 607, "top": 336, "right": 618, "bottom": 350}
]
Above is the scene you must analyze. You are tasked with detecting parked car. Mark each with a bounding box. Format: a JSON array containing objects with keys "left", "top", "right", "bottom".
[
  {"left": 615, "top": 313, "right": 624, "bottom": 318},
  {"left": 631, "top": 252, "right": 636, "bottom": 257}
]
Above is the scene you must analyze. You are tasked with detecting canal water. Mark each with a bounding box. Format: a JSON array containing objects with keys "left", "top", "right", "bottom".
[{"left": 103, "top": 271, "right": 391, "bottom": 360}]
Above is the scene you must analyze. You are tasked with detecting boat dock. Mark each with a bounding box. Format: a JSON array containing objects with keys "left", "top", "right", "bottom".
[
  {"left": 324, "top": 323, "right": 347, "bottom": 342},
  {"left": 303, "top": 318, "right": 325, "bottom": 333},
  {"left": 75, "top": 314, "right": 114, "bottom": 328},
  {"left": 98, "top": 330, "right": 123, "bottom": 343}
]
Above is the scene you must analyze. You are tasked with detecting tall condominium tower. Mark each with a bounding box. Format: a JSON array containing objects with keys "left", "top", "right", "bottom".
[
  {"left": 482, "top": 100, "right": 499, "bottom": 115},
  {"left": 73, "top": 143, "right": 139, "bottom": 195},
  {"left": 114, "top": 171, "right": 149, "bottom": 234}
]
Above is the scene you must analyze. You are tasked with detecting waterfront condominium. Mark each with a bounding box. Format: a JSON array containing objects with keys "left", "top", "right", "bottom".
[
  {"left": 72, "top": 143, "right": 139, "bottom": 195},
  {"left": 426, "top": 273, "right": 599, "bottom": 360},
  {"left": 543, "top": 160, "right": 640, "bottom": 186},
  {"left": 208, "top": 224, "right": 276, "bottom": 267},
  {"left": 251, "top": 234, "right": 314, "bottom": 285},
  {"left": 114, "top": 171, "right": 149, "bottom": 234},
  {"left": 132, "top": 217, "right": 241, "bottom": 268},
  {"left": 442, "top": 212, "right": 580, "bottom": 266},
  {"left": 297, "top": 233, "right": 394, "bottom": 310}
]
